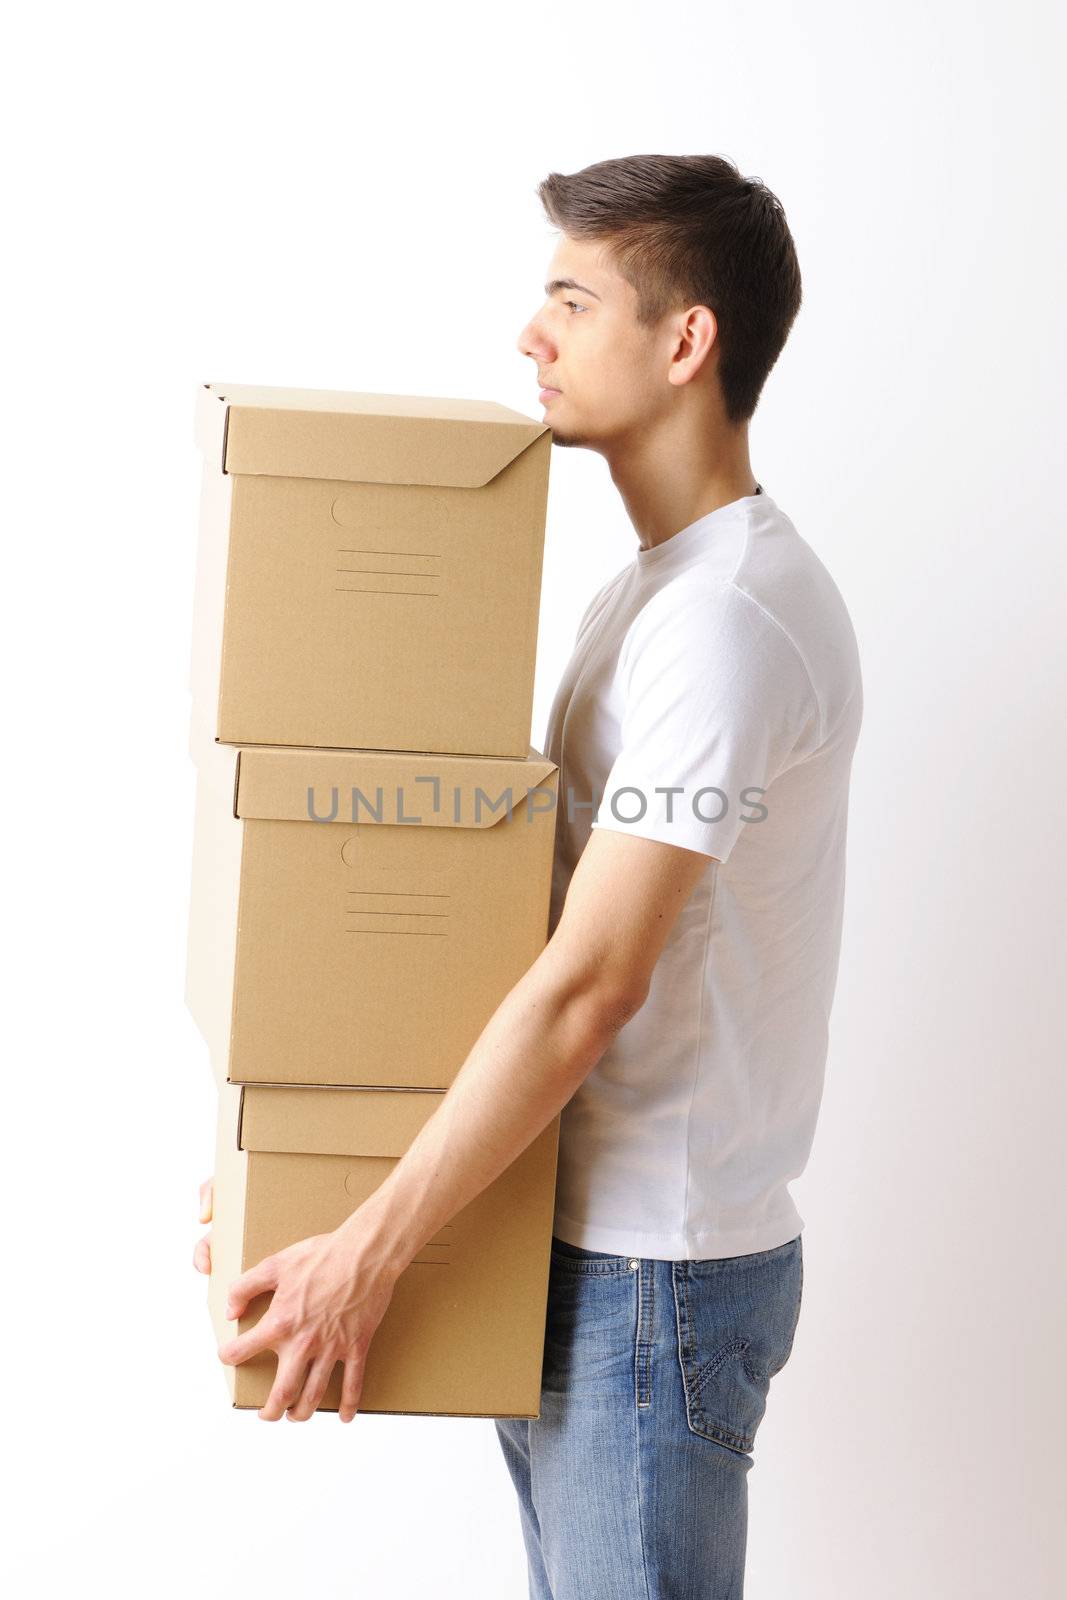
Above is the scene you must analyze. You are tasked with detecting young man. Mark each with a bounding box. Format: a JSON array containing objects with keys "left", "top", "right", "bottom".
[{"left": 195, "top": 154, "right": 862, "bottom": 1598}]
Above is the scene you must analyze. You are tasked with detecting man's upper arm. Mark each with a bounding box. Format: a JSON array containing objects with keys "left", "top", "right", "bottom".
[{"left": 541, "top": 825, "right": 716, "bottom": 1019}]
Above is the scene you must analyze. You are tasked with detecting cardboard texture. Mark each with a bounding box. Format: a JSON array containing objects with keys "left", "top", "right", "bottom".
[
  {"left": 190, "top": 382, "right": 551, "bottom": 757},
  {"left": 210, "top": 1082, "right": 561, "bottom": 1416},
  {"left": 186, "top": 740, "right": 560, "bottom": 1087}
]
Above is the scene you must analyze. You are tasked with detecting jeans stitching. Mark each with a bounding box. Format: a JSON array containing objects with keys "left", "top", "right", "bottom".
[
  {"left": 673, "top": 1263, "right": 697, "bottom": 1429},
  {"left": 645, "top": 1263, "right": 654, "bottom": 1406},
  {"left": 631, "top": 1327, "right": 654, "bottom": 1600},
  {"left": 691, "top": 1335, "right": 753, "bottom": 1400},
  {"left": 549, "top": 1253, "right": 633, "bottom": 1277},
  {"left": 635, "top": 1261, "right": 653, "bottom": 1409}
]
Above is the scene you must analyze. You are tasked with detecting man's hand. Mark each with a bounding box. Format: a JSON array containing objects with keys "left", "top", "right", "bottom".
[
  {"left": 216, "top": 1216, "right": 400, "bottom": 1423},
  {"left": 193, "top": 1177, "right": 213, "bottom": 1274}
]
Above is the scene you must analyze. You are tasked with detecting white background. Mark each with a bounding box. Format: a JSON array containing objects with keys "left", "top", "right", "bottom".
[{"left": 4, "top": 2, "right": 1065, "bottom": 1595}]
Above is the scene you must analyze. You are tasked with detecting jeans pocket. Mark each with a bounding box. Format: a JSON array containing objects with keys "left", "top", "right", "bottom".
[{"left": 673, "top": 1236, "right": 804, "bottom": 1454}]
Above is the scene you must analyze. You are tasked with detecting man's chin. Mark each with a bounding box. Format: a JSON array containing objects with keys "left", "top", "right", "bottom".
[{"left": 546, "top": 427, "right": 591, "bottom": 450}]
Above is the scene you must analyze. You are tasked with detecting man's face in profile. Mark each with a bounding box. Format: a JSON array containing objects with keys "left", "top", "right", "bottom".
[{"left": 516, "top": 235, "right": 668, "bottom": 454}]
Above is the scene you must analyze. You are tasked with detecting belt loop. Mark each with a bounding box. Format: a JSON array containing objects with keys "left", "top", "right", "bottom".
[{"left": 634, "top": 1256, "right": 653, "bottom": 1409}]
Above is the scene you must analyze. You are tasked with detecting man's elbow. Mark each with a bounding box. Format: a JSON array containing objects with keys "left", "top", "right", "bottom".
[
  {"left": 529, "top": 939, "right": 651, "bottom": 1076},
  {"left": 566, "top": 975, "right": 650, "bottom": 1058}
]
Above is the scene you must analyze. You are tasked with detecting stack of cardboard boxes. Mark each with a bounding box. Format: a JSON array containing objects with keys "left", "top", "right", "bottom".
[{"left": 184, "top": 383, "right": 561, "bottom": 1417}]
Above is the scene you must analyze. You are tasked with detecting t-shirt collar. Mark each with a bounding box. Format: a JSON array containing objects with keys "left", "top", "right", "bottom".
[{"left": 634, "top": 486, "right": 767, "bottom": 569}]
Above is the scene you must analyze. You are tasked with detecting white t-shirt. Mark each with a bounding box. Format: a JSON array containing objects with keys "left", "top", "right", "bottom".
[{"left": 544, "top": 488, "right": 863, "bottom": 1260}]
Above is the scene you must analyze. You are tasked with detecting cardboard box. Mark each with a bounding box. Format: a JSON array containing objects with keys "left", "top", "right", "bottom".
[
  {"left": 209, "top": 1082, "right": 560, "bottom": 1417},
  {"left": 186, "top": 741, "right": 560, "bottom": 1088},
  {"left": 191, "top": 383, "right": 551, "bottom": 758}
]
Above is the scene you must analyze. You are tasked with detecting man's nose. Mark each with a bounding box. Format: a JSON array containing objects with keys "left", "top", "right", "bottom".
[{"left": 516, "top": 316, "right": 551, "bottom": 360}]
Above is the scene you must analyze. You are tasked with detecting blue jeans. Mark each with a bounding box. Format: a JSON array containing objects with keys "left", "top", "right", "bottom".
[{"left": 495, "top": 1233, "right": 804, "bottom": 1599}]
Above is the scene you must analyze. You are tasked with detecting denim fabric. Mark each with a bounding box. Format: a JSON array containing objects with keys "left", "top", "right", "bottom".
[{"left": 495, "top": 1233, "right": 803, "bottom": 1599}]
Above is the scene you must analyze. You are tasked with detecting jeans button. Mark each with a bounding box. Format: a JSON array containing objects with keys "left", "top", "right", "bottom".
[{"left": 628, "top": 1258, "right": 640, "bottom": 1270}]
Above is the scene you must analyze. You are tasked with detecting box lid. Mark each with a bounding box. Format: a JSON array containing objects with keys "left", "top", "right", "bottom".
[
  {"left": 233, "top": 744, "right": 559, "bottom": 830},
  {"left": 198, "top": 382, "right": 548, "bottom": 489},
  {"left": 240, "top": 1085, "right": 444, "bottom": 1157}
]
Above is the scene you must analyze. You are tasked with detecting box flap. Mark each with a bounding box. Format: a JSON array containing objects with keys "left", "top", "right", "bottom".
[
  {"left": 234, "top": 744, "right": 559, "bottom": 829},
  {"left": 240, "top": 1084, "right": 444, "bottom": 1157},
  {"left": 201, "top": 382, "right": 548, "bottom": 489}
]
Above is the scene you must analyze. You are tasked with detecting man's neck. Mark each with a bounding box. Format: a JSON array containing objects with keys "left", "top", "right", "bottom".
[{"left": 604, "top": 424, "right": 759, "bottom": 555}]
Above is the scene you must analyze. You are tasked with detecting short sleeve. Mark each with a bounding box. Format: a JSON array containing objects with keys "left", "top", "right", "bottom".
[{"left": 590, "top": 581, "right": 820, "bottom": 862}]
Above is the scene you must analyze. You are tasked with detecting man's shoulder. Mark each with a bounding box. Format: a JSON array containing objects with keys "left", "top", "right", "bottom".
[
  {"left": 729, "top": 508, "right": 864, "bottom": 741},
  {"left": 629, "top": 563, "right": 800, "bottom": 655},
  {"left": 625, "top": 510, "right": 862, "bottom": 739},
  {"left": 731, "top": 502, "right": 858, "bottom": 640}
]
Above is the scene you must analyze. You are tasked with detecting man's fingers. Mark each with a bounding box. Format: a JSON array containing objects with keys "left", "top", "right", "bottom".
[
  {"left": 217, "top": 1314, "right": 281, "bottom": 1368},
  {"left": 193, "top": 1233, "right": 212, "bottom": 1275},
  {"left": 224, "top": 1257, "right": 279, "bottom": 1320},
  {"left": 339, "top": 1357, "right": 365, "bottom": 1423},
  {"left": 287, "top": 1353, "right": 338, "bottom": 1422},
  {"left": 259, "top": 1349, "right": 312, "bottom": 1422},
  {"left": 199, "top": 1177, "right": 213, "bottom": 1225}
]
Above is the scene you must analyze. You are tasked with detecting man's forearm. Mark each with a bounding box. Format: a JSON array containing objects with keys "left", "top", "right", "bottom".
[{"left": 343, "top": 952, "right": 638, "bottom": 1278}]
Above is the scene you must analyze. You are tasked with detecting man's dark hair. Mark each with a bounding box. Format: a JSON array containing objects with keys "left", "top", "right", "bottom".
[{"left": 537, "top": 154, "right": 802, "bottom": 426}]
